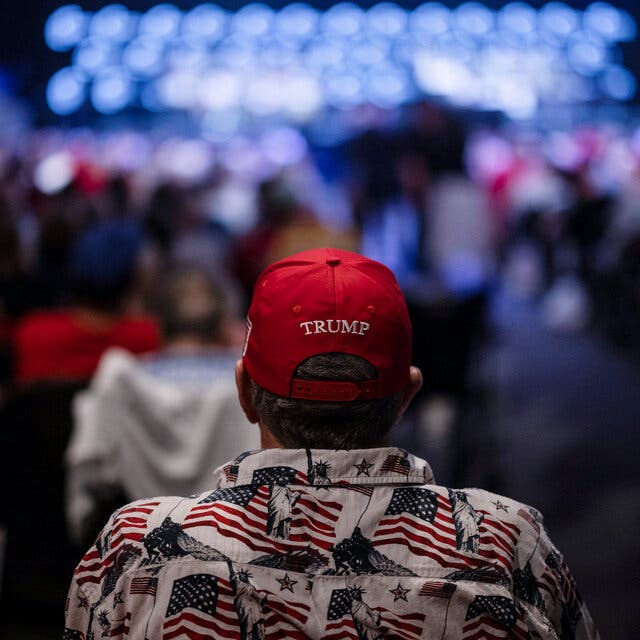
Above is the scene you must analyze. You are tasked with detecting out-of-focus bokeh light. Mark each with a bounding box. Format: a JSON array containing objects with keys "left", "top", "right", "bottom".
[
  {"left": 584, "top": 2, "right": 637, "bottom": 42},
  {"left": 33, "top": 151, "right": 76, "bottom": 193},
  {"left": 89, "top": 4, "right": 135, "bottom": 43},
  {"left": 232, "top": 3, "right": 274, "bottom": 37},
  {"left": 321, "top": 3, "right": 364, "bottom": 37},
  {"left": 139, "top": 4, "right": 181, "bottom": 39},
  {"left": 367, "top": 3, "right": 407, "bottom": 37},
  {"left": 275, "top": 3, "right": 319, "bottom": 42},
  {"left": 198, "top": 70, "right": 242, "bottom": 111},
  {"left": 43, "top": 1, "right": 639, "bottom": 127},
  {"left": 182, "top": 4, "right": 227, "bottom": 44},
  {"left": 155, "top": 138, "right": 214, "bottom": 180},
  {"left": 539, "top": 2, "right": 579, "bottom": 39},
  {"left": 123, "top": 37, "right": 164, "bottom": 78},
  {"left": 259, "top": 127, "right": 308, "bottom": 166},
  {"left": 455, "top": 2, "right": 494, "bottom": 37},
  {"left": 410, "top": 3, "right": 451, "bottom": 37},
  {"left": 498, "top": 3, "right": 536, "bottom": 36},
  {"left": 73, "top": 38, "right": 115, "bottom": 75},
  {"left": 601, "top": 65, "right": 638, "bottom": 101},
  {"left": 90, "top": 67, "right": 134, "bottom": 114},
  {"left": 47, "top": 67, "right": 86, "bottom": 115},
  {"left": 45, "top": 5, "right": 88, "bottom": 52}
]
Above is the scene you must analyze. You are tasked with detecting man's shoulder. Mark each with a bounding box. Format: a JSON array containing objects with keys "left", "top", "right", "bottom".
[{"left": 449, "top": 486, "right": 545, "bottom": 530}]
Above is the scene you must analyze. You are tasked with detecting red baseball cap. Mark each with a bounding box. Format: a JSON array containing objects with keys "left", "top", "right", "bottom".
[{"left": 243, "top": 248, "right": 412, "bottom": 401}]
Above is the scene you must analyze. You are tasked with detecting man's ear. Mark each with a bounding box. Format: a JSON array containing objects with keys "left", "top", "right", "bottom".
[
  {"left": 398, "top": 366, "right": 423, "bottom": 419},
  {"left": 235, "top": 359, "right": 259, "bottom": 424}
]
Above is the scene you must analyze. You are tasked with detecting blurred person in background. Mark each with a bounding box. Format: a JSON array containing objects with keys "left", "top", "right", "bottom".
[
  {"left": 231, "top": 175, "right": 356, "bottom": 311},
  {"left": 13, "top": 219, "right": 160, "bottom": 385},
  {"left": 65, "top": 264, "right": 258, "bottom": 547}
]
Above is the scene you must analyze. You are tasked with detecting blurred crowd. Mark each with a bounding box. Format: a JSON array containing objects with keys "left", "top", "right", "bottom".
[{"left": 0, "top": 103, "right": 639, "bottom": 396}]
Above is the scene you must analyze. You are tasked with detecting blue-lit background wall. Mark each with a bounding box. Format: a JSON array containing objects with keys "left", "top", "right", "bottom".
[{"left": 2, "top": 1, "right": 640, "bottom": 132}]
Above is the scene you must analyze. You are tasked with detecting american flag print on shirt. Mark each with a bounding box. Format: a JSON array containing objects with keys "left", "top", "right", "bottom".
[
  {"left": 380, "top": 452, "right": 411, "bottom": 476},
  {"left": 130, "top": 576, "right": 157, "bottom": 596},
  {"left": 325, "top": 587, "right": 425, "bottom": 640},
  {"left": 63, "top": 447, "right": 600, "bottom": 640},
  {"left": 74, "top": 501, "right": 160, "bottom": 589},
  {"left": 183, "top": 478, "right": 343, "bottom": 554},
  {"left": 463, "top": 595, "right": 529, "bottom": 640},
  {"left": 162, "top": 571, "right": 311, "bottom": 640},
  {"left": 373, "top": 487, "right": 520, "bottom": 572}
]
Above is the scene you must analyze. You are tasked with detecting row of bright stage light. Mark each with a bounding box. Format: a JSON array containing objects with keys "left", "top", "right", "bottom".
[{"left": 45, "top": 2, "right": 638, "bottom": 125}]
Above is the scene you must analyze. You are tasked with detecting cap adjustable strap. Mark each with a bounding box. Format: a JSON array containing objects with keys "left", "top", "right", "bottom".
[{"left": 290, "top": 379, "right": 382, "bottom": 401}]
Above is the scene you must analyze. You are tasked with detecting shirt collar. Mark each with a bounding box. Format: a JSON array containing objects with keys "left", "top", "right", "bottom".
[{"left": 213, "top": 447, "right": 435, "bottom": 489}]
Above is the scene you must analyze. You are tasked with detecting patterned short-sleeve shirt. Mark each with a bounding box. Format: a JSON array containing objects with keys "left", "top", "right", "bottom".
[{"left": 64, "top": 447, "right": 599, "bottom": 639}]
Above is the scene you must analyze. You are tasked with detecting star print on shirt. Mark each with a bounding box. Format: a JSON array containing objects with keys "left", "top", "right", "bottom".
[
  {"left": 77, "top": 594, "right": 90, "bottom": 610},
  {"left": 492, "top": 500, "right": 509, "bottom": 513},
  {"left": 277, "top": 573, "right": 298, "bottom": 592},
  {"left": 113, "top": 590, "right": 124, "bottom": 605},
  {"left": 389, "top": 583, "right": 411, "bottom": 602},
  {"left": 354, "top": 458, "right": 374, "bottom": 476}
]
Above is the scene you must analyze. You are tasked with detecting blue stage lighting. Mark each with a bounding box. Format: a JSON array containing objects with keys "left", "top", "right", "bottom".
[
  {"left": 304, "top": 38, "right": 344, "bottom": 71},
  {"left": 166, "top": 40, "right": 207, "bottom": 69},
  {"left": 281, "top": 75, "right": 323, "bottom": 120},
  {"left": 367, "top": 3, "right": 407, "bottom": 37},
  {"left": 73, "top": 39, "right": 116, "bottom": 76},
  {"left": 89, "top": 4, "right": 134, "bottom": 43},
  {"left": 350, "top": 36, "right": 388, "bottom": 67},
  {"left": 568, "top": 38, "right": 607, "bottom": 76},
  {"left": 365, "top": 62, "right": 411, "bottom": 108},
  {"left": 321, "top": 3, "right": 364, "bottom": 37},
  {"left": 123, "top": 37, "right": 164, "bottom": 78},
  {"left": 139, "top": 4, "right": 181, "bottom": 40},
  {"left": 275, "top": 3, "right": 318, "bottom": 41},
  {"left": 455, "top": 2, "right": 494, "bottom": 37},
  {"left": 45, "top": 5, "right": 87, "bottom": 52},
  {"left": 182, "top": 4, "right": 227, "bottom": 44},
  {"left": 198, "top": 70, "right": 242, "bottom": 110},
  {"left": 539, "top": 3, "right": 578, "bottom": 39},
  {"left": 139, "top": 82, "right": 163, "bottom": 111},
  {"left": 46, "top": 67, "right": 86, "bottom": 114},
  {"left": 323, "top": 68, "right": 363, "bottom": 107},
  {"left": 201, "top": 110, "right": 241, "bottom": 144},
  {"left": 231, "top": 4, "right": 274, "bottom": 37},
  {"left": 244, "top": 74, "right": 283, "bottom": 115},
  {"left": 91, "top": 67, "right": 134, "bottom": 114},
  {"left": 410, "top": 3, "right": 450, "bottom": 37},
  {"left": 214, "top": 36, "right": 257, "bottom": 69},
  {"left": 260, "top": 127, "right": 308, "bottom": 166},
  {"left": 258, "top": 39, "right": 299, "bottom": 68},
  {"left": 498, "top": 3, "right": 536, "bottom": 36},
  {"left": 585, "top": 3, "right": 636, "bottom": 42},
  {"left": 156, "top": 70, "right": 198, "bottom": 109},
  {"left": 601, "top": 65, "right": 637, "bottom": 100}
]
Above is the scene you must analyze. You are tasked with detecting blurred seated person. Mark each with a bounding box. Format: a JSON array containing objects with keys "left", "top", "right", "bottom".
[
  {"left": 13, "top": 220, "right": 160, "bottom": 385},
  {"left": 65, "top": 265, "right": 259, "bottom": 546},
  {"left": 231, "top": 176, "right": 356, "bottom": 310}
]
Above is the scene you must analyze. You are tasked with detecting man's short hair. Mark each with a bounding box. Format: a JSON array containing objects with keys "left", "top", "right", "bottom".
[{"left": 251, "top": 353, "right": 404, "bottom": 449}]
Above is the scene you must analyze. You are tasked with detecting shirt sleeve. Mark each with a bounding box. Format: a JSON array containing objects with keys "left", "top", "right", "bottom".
[
  {"left": 63, "top": 511, "right": 119, "bottom": 639},
  {"left": 532, "top": 512, "right": 600, "bottom": 640}
]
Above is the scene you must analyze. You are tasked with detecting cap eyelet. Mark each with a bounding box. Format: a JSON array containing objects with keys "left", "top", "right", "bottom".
[
  {"left": 292, "top": 305, "right": 301, "bottom": 313},
  {"left": 367, "top": 305, "right": 376, "bottom": 315}
]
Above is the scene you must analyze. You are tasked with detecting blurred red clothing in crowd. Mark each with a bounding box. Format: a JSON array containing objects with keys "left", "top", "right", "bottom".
[{"left": 14, "top": 310, "right": 160, "bottom": 384}]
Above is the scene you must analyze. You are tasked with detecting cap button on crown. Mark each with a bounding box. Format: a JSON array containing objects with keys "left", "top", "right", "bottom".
[{"left": 326, "top": 258, "right": 341, "bottom": 266}]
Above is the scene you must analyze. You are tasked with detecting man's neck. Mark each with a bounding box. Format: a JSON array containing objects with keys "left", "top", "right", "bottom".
[{"left": 258, "top": 424, "right": 392, "bottom": 449}]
